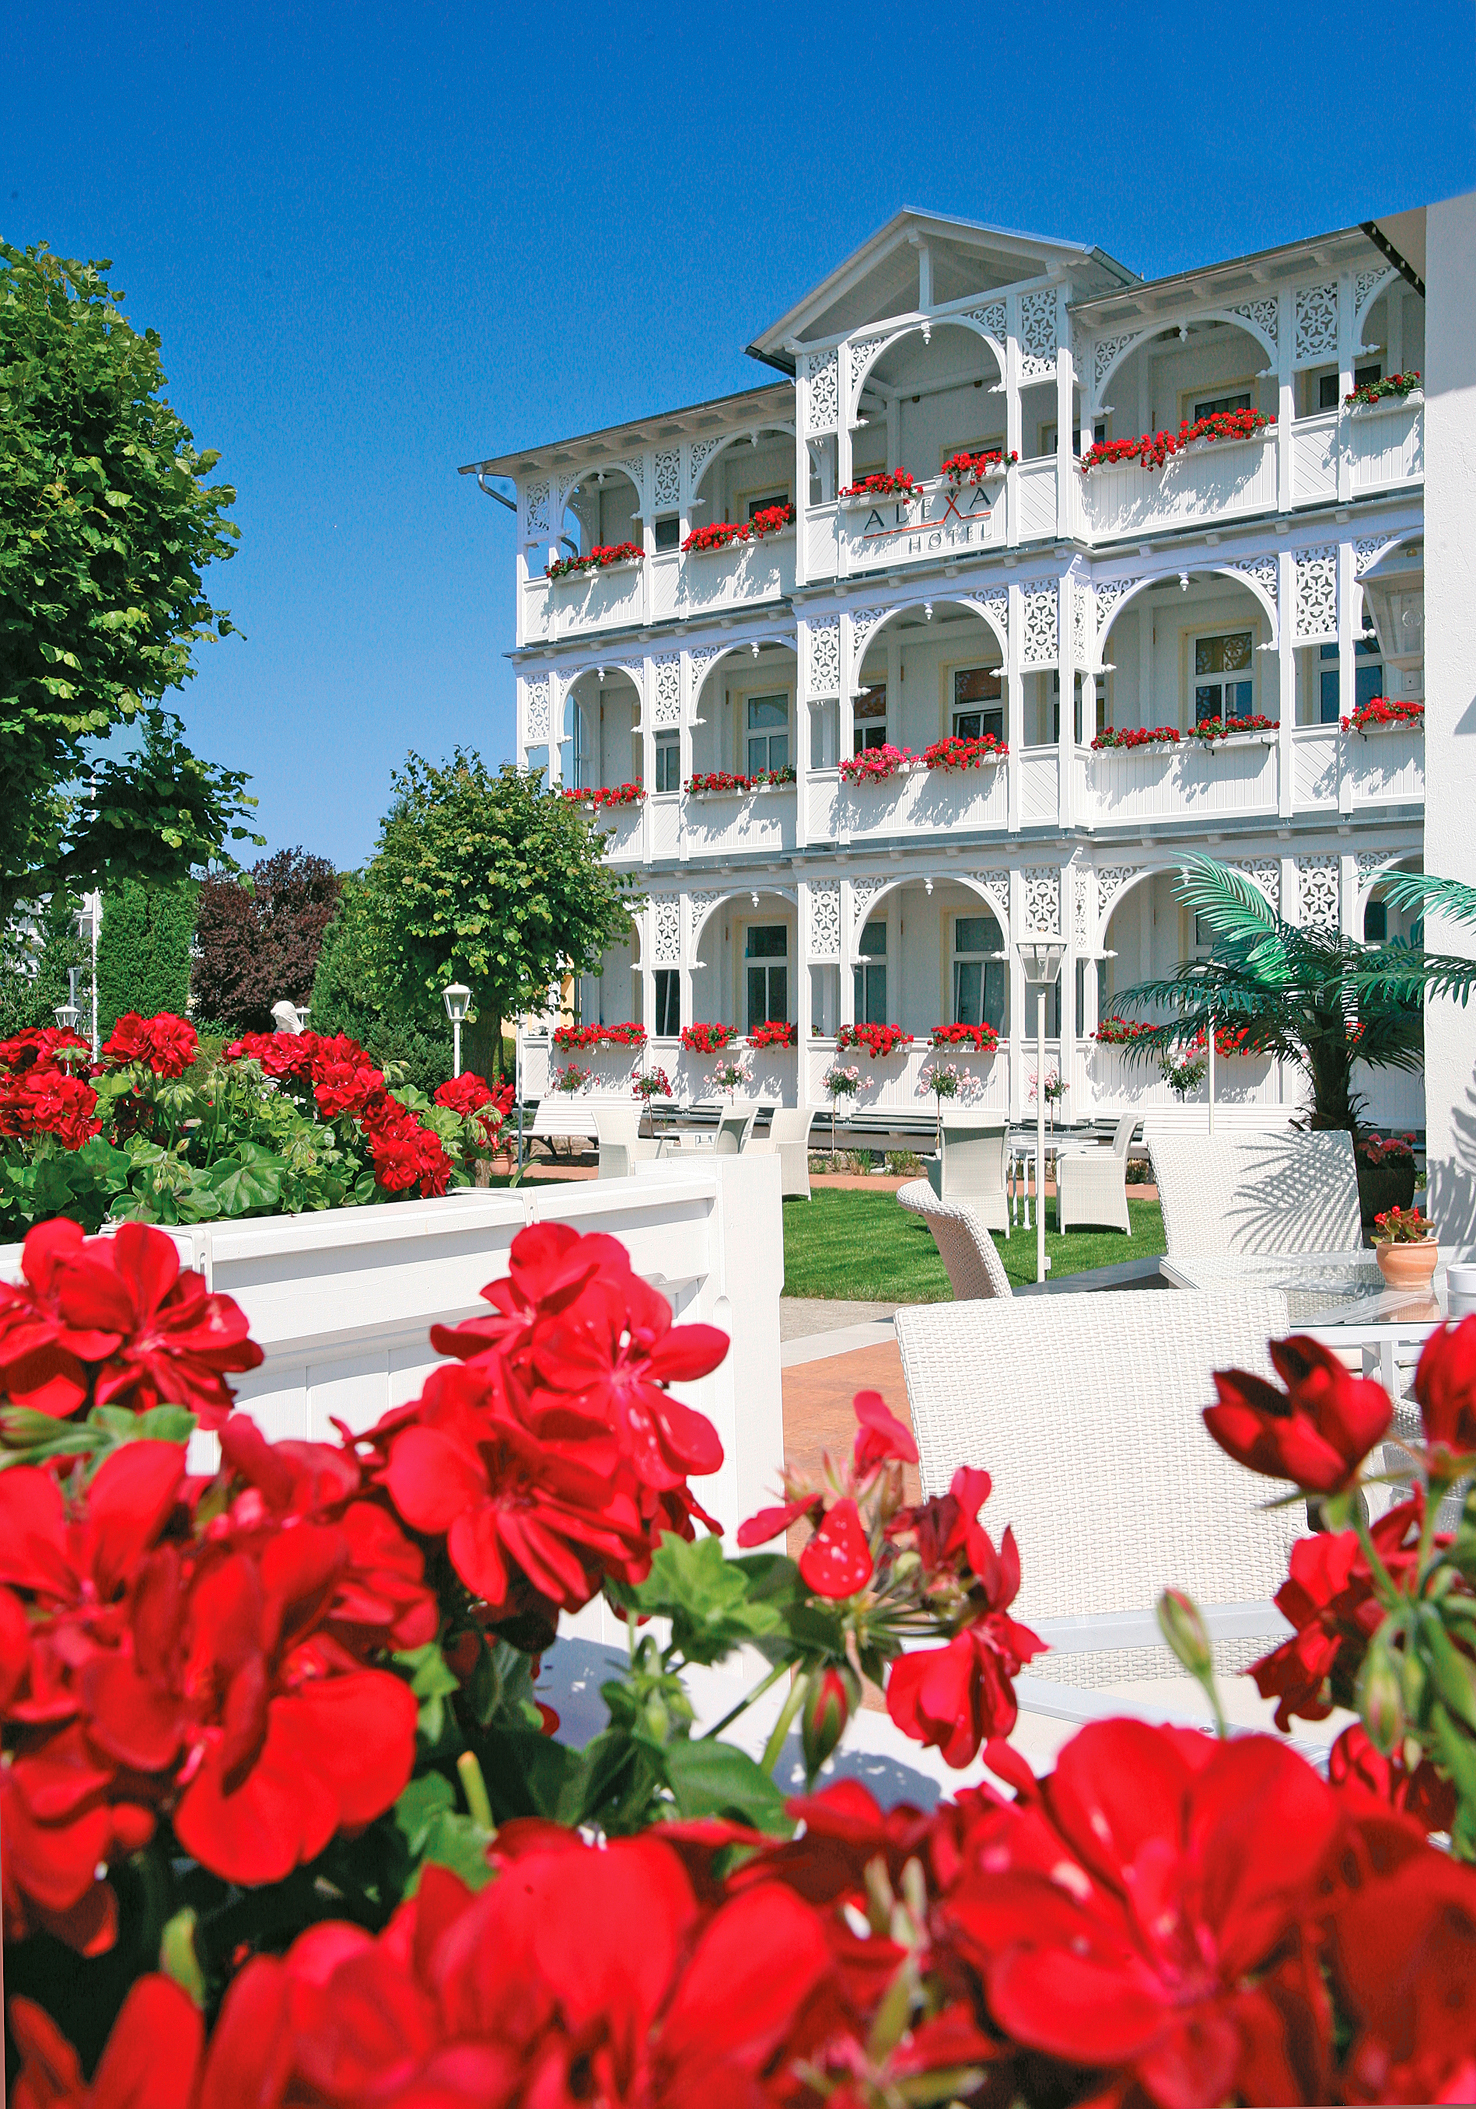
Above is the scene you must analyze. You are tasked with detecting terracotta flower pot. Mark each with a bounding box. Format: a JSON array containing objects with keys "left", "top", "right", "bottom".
[{"left": 1376, "top": 1239, "right": 1439, "bottom": 1290}]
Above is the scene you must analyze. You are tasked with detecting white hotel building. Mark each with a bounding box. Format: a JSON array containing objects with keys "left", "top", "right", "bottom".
[{"left": 467, "top": 211, "right": 1427, "bottom": 1130}]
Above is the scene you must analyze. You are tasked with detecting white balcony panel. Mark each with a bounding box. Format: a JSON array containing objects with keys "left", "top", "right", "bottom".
[
  {"left": 1087, "top": 1047, "right": 1284, "bottom": 1118},
  {"left": 1020, "top": 748, "right": 1059, "bottom": 827},
  {"left": 650, "top": 794, "right": 681, "bottom": 859},
  {"left": 1292, "top": 727, "right": 1339, "bottom": 809},
  {"left": 1347, "top": 400, "right": 1423, "bottom": 495},
  {"left": 805, "top": 504, "right": 840, "bottom": 578},
  {"left": 658, "top": 536, "right": 794, "bottom": 620},
  {"left": 837, "top": 479, "right": 1005, "bottom": 576},
  {"left": 549, "top": 563, "right": 646, "bottom": 638},
  {"left": 1347, "top": 728, "right": 1424, "bottom": 807},
  {"left": 522, "top": 577, "right": 552, "bottom": 645},
  {"left": 806, "top": 1043, "right": 1010, "bottom": 1119},
  {"left": 1015, "top": 459, "right": 1058, "bottom": 542},
  {"left": 1086, "top": 737, "right": 1277, "bottom": 828},
  {"left": 597, "top": 806, "right": 645, "bottom": 863},
  {"left": 806, "top": 773, "right": 837, "bottom": 840},
  {"left": 1081, "top": 432, "right": 1277, "bottom": 542},
  {"left": 811, "top": 763, "right": 1011, "bottom": 847},
  {"left": 682, "top": 787, "right": 797, "bottom": 859},
  {"left": 1290, "top": 415, "right": 1339, "bottom": 506}
]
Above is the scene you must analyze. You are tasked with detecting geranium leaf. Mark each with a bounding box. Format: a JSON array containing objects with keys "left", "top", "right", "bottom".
[{"left": 662, "top": 1738, "right": 791, "bottom": 1834}]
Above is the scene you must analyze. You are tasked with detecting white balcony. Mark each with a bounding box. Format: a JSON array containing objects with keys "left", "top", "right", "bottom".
[
  {"left": 1020, "top": 748, "right": 1059, "bottom": 827},
  {"left": 805, "top": 761, "right": 1008, "bottom": 845},
  {"left": 1086, "top": 732, "right": 1278, "bottom": 829},
  {"left": 1347, "top": 397, "right": 1423, "bottom": 495},
  {"left": 806, "top": 1040, "right": 1011, "bottom": 1121},
  {"left": 680, "top": 783, "right": 798, "bottom": 859},
  {"left": 650, "top": 534, "right": 795, "bottom": 621},
  {"left": 1081, "top": 430, "right": 1278, "bottom": 542},
  {"left": 1346, "top": 724, "right": 1425, "bottom": 808}
]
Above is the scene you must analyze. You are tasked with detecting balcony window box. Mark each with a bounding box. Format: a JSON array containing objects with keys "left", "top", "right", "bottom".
[
  {"left": 836, "top": 1022, "right": 914, "bottom": 1059},
  {"left": 1090, "top": 725, "right": 1182, "bottom": 753},
  {"left": 922, "top": 733, "right": 1009, "bottom": 770},
  {"left": 684, "top": 768, "right": 797, "bottom": 797},
  {"left": 1344, "top": 371, "right": 1422, "bottom": 411},
  {"left": 747, "top": 1019, "right": 797, "bottom": 1050},
  {"left": 545, "top": 542, "right": 645, "bottom": 583},
  {"left": 551, "top": 1022, "right": 648, "bottom": 1051},
  {"left": 1342, "top": 696, "right": 1425, "bottom": 736},
  {"left": 1077, "top": 409, "right": 1273, "bottom": 476},
  {"left": 838, "top": 743, "right": 918, "bottom": 785},
  {"left": 839, "top": 469, "right": 924, "bottom": 505},
  {"left": 929, "top": 1022, "right": 999, "bottom": 1054},
  {"left": 941, "top": 450, "right": 1017, "bottom": 486},
  {"left": 1183, "top": 715, "right": 1279, "bottom": 749},
  {"left": 680, "top": 1021, "right": 738, "bottom": 1054},
  {"left": 560, "top": 782, "right": 645, "bottom": 810},
  {"left": 681, "top": 504, "right": 795, "bottom": 555}
]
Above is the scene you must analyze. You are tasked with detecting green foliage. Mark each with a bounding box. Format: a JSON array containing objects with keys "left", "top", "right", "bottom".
[
  {"left": 311, "top": 874, "right": 454, "bottom": 1097},
  {"left": 0, "top": 891, "right": 86, "bottom": 1039},
  {"left": 0, "top": 243, "right": 261, "bottom": 922},
  {"left": 95, "top": 875, "right": 196, "bottom": 1036},
  {"left": 360, "top": 751, "right": 641, "bottom": 1078},
  {"left": 1110, "top": 857, "right": 1435, "bottom": 1134}
]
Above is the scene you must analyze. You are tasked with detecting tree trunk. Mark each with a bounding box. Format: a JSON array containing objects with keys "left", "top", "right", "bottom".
[{"left": 463, "top": 1008, "right": 505, "bottom": 1082}]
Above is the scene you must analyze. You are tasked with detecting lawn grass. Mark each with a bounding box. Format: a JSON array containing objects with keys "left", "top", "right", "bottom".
[{"left": 782, "top": 1187, "right": 1166, "bottom": 1301}]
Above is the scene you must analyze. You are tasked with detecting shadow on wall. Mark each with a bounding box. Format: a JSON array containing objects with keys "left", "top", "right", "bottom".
[{"left": 1432, "top": 1076, "right": 1476, "bottom": 1246}]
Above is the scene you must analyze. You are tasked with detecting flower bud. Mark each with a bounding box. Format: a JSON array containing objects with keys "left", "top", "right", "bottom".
[
  {"left": 1157, "top": 1589, "right": 1213, "bottom": 1682},
  {"left": 1359, "top": 1631, "right": 1406, "bottom": 1756},
  {"left": 801, "top": 1662, "right": 861, "bottom": 1778}
]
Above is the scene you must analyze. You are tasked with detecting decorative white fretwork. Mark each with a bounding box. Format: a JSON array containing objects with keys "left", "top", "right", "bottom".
[
  {"left": 1297, "top": 856, "right": 1341, "bottom": 931},
  {"left": 1294, "top": 282, "right": 1339, "bottom": 364},
  {"left": 1024, "top": 867, "right": 1061, "bottom": 935},
  {"left": 807, "top": 883, "right": 841, "bottom": 962},
  {"left": 848, "top": 333, "right": 887, "bottom": 404},
  {"left": 688, "top": 892, "right": 724, "bottom": 956},
  {"left": 1094, "top": 865, "right": 1140, "bottom": 936},
  {"left": 688, "top": 645, "right": 725, "bottom": 697},
  {"left": 653, "top": 898, "right": 681, "bottom": 967},
  {"left": 850, "top": 878, "right": 886, "bottom": 936},
  {"left": 524, "top": 481, "right": 551, "bottom": 535},
  {"left": 1226, "top": 298, "right": 1279, "bottom": 349},
  {"left": 1354, "top": 534, "right": 1398, "bottom": 578},
  {"left": 1354, "top": 267, "right": 1394, "bottom": 329},
  {"left": 804, "top": 349, "right": 839, "bottom": 434},
  {"left": 652, "top": 654, "right": 681, "bottom": 728},
  {"left": 614, "top": 458, "right": 646, "bottom": 507},
  {"left": 1231, "top": 860, "right": 1280, "bottom": 912},
  {"left": 653, "top": 451, "right": 680, "bottom": 511},
  {"left": 1293, "top": 546, "right": 1338, "bottom": 642},
  {"left": 523, "top": 676, "right": 551, "bottom": 744},
  {"left": 807, "top": 616, "right": 841, "bottom": 697},
  {"left": 1020, "top": 580, "right": 1059, "bottom": 667},
  {"left": 1230, "top": 554, "right": 1279, "bottom": 609},
  {"left": 1091, "top": 577, "right": 1140, "bottom": 652},
  {"left": 1093, "top": 332, "right": 1137, "bottom": 395},
  {"left": 1356, "top": 851, "right": 1392, "bottom": 896},
  {"left": 1019, "top": 289, "right": 1059, "bottom": 382},
  {"left": 687, "top": 436, "right": 725, "bottom": 492},
  {"left": 849, "top": 603, "right": 892, "bottom": 664},
  {"left": 966, "top": 871, "right": 1011, "bottom": 935},
  {"left": 1071, "top": 580, "right": 1089, "bottom": 661},
  {"left": 965, "top": 300, "right": 1007, "bottom": 344},
  {"left": 963, "top": 586, "right": 1009, "bottom": 652},
  {"left": 1072, "top": 867, "right": 1093, "bottom": 943}
]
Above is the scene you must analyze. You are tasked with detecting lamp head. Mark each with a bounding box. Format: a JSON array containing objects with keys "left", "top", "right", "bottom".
[
  {"left": 1017, "top": 937, "right": 1066, "bottom": 984},
  {"left": 442, "top": 982, "right": 472, "bottom": 1024},
  {"left": 53, "top": 1001, "right": 80, "bottom": 1031}
]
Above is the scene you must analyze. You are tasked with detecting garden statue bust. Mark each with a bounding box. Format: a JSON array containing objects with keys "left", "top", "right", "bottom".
[{"left": 271, "top": 998, "right": 306, "bottom": 1033}]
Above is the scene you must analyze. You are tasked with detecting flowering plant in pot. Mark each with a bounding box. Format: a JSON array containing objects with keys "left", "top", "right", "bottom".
[
  {"left": 631, "top": 1065, "right": 673, "bottom": 1102},
  {"left": 707, "top": 1050, "right": 753, "bottom": 1101},
  {"left": 8, "top": 1210, "right": 1476, "bottom": 2103},
  {"left": 1343, "top": 694, "right": 1426, "bottom": 734},
  {"left": 918, "top": 1056, "right": 964, "bottom": 1144},
  {"left": 1373, "top": 1202, "right": 1439, "bottom": 1287},
  {"left": 838, "top": 742, "right": 917, "bottom": 786},
  {"left": 1356, "top": 1130, "right": 1419, "bottom": 1224},
  {"left": 836, "top": 1022, "right": 914, "bottom": 1060},
  {"left": 680, "top": 1021, "right": 736, "bottom": 1054},
  {"left": 551, "top": 1061, "right": 592, "bottom": 1095},
  {"left": 1345, "top": 368, "right": 1422, "bottom": 408},
  {"left": 747, "top": 1018, "right": 796, "bottom": 1050},
  {"left": 822, "top": 1058, "right": 861, "bottom": 1122}
]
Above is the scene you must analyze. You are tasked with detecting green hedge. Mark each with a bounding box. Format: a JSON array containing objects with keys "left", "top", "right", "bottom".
[{"left": 96, "top": 878, "right": 197, "bottom": 1038}]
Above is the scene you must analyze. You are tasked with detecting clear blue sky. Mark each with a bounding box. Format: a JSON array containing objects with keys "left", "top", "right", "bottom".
[{"left": 6, "top": 2, "right": 1471, "bottom": 870}]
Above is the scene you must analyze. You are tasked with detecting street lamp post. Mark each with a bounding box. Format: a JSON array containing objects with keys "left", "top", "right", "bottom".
[
  {"left": 53, "top": 967, "right": 81, "bottom": 1036},
  {"left": 442, "top": 983, "right": 472, "bottom": 1078},
  {"left": 1018, "top": 938, "right": 1066, "bottom": 1287}
]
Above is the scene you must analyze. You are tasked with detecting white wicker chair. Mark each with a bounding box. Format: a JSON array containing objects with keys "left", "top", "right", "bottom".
[
  {"left": 1146, "top": 1129, "right": 1363, "bottom": 1257},
  {"left": 713, "top": 1104, "right": 759, "bottom": 1156},
  {"left": 925, "top": 1118, "right": 1010, "bottom": 1232},
  {"left": 897, "top": 1180, "right": 1013, "bottom": 1300},
  {"left": 594, "top": 1104, "right": 658, "bottom": 1179},
  {"left": 1056, "top": 1113, "right": 1137, "bottom": 1234},
  {"left": 758, "top": 1107, "right": 816, "bottom": 1199},
  {"left": 893, "top": 1289, "right": 1301, "bottom": 1697}
]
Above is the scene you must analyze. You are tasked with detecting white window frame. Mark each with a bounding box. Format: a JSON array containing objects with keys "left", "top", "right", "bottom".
[{"left": 1189, "top": 626, "right": 1256, "bottom": 726}]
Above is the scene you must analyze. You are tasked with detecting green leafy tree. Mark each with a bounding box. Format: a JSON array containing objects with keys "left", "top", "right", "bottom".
[
  {"left": 310, "top": 873, "right": 454, "bottom": 1097},
  {"left": 360, "top": 752, "right": 641, "bottom": 1078},
  {"left": 1107, "top": 856, "right": 1474, "bottom": 1134},
  {"left": 0, "top": 243, "right": 261, "bottom": 925},
  {"left": 95, "top": 875, "right": 197, "bottom": 1036}
]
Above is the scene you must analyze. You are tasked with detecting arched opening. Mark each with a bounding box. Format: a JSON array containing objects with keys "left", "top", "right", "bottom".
[
  {"left": 1099, "top": 870, "right": 1181, "bottom": 1025},
  {"left": 849, "top": 323, "right": 1005, "bottom": 487},
  {"left": 1094, "top": 319, "right": 1275, "bottom": 448},
  {"left": 559, "top": 466, "right": 642, "bottom": 561},
  {"left": 562, "top": 667, "right": 642, "bottom": 793},
  {"left": 1097, "top": 572, "right": 1275, "bottom": 744},
  {"left": 824, "top": 600, "right": 1005, "bottom": 770},
  {"left": 689, "top": 641, "right": 798, "bottom": 780},
  {"left": 691, "top": 428, "right": 795, "bottom": 532},
  {"left": 691, "top": 890, "right": 797, "bottom": 1037},
  {"left": 1360, "top": 853, "right": 1423, "bottom": 948},
  {"left": 814, "top": 877, "right": 1008, "bottom": 1044}
]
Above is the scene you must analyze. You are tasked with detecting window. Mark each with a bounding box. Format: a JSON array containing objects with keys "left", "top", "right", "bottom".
[
  {"left": 1193, "top": 914, "right": 1215, "bottom": 951},
  {"left": 953, "top": 915, "right": 1006, "bottom": 1033},
  {"left": 746, "top": 694, "right": 789, "bottom": 776},
  {"left": 1316, "top": 635, "right": 1384, "bottom": 724},
  {"left": 853, "top": 683, "right": 887, "bottom": 754},
  {"left": 1191, "top": 389, "right": 1252, "bottom": 421},
  {"left": 653, "top": 515, "right": 680, "bottom": 552},
  {"left": 654, "top": 731, "right": 680, "bottom": 794},
  {"left": 1193, "top": 631, "right": 1254, "bottom": 723},
  {"left": 654, "top": 970, "right": 680, "bottom": 1037},
  {"left": 745, "top": 925, "right": 787, "bottom": 1031},
  {"left": 1363, "top": 897, "right": 1388, "bottom": 944},
  {"left": 746, "top": 491, "right": 788, "bottom": 520},
  {"left": 1051, "top": 671, "right": 1099, "bottom": 742},
  {"left": 1318, "top": 364, "right": 1381, "bottom": 412},
  {"left": 852, "top": 919, "right": 887, "bottom": 1024},
  {"left": 953, "top": 667, "right": 1004, "bottom": 743}
]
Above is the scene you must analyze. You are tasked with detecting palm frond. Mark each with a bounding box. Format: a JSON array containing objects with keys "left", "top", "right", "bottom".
[
  {"left": 1377, "top": 870, "right": 1476, "bottom": 933},
  {"left": 1354, "top": 946, "right": 1476, "bottom": 1007}
]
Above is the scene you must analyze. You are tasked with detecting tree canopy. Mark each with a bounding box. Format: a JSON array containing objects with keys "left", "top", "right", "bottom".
[
  {"left": 193, "top": 848, "right": 342, "bottom": 1032},
  {"left": 0, "top": 242, "right": 260, "bottom": 922},
  {"left": 360, "top": 751, "right": 641, "bottom": 1076}
]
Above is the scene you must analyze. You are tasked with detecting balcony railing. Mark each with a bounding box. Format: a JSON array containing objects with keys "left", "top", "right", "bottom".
[
  {"left": 806, "top": 762, "right": 1008, "bottom": 845},
  {"left": 1085, "top": 731, "right": 1279, "bottom": 828},
  {"left": 1080, "top": 430, "right": 1278, "bottom": 541}
]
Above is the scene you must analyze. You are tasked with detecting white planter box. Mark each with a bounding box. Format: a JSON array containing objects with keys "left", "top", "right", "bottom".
[{"left": 0, "top": 1157, "right": 784, "bottom": 1562}]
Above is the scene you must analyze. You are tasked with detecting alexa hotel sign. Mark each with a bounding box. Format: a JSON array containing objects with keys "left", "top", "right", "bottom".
[{"left": 842, "top": 475, "right": 1005, "bottom": 567}]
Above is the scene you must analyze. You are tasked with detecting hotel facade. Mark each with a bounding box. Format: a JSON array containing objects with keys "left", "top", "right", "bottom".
[{"left": 466, "top": 210, "right": 1426, "bottom": 1131}]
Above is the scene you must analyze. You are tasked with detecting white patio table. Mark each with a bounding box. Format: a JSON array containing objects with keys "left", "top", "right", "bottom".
[{"left": 1006, "top": 1126, "right": 1095, "bottom": 1230}]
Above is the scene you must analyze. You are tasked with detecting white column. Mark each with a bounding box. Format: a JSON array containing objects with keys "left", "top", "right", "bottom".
[
  {"left": 640, "top": 909, "right": 656, "bottom": 1039},
  {"left": 1007, "top": 867, "right": 1024, "bottom": 1122},
  {"left": 794, "top": 423, "right": 809, "bottom": 588},
  {"left": 1054, "top": 285, "right": 1074, "bottom": 540},
  {"left": 796, "top": 878, "right": 812, "bottom": 1104},
  {"left": 1006, "top": 582, "right": 1024, "bottom": 833},
  {"left": 838, "top": 612, "right": 855, "bottom": 763},
  {"left": 1277, "top": 286, "right": 1295, "bottom": 511},
  {"left": 1057, "top": 574, "right": 1075, "bottom": 827},
  {"left": 1337, "top": 270, "right": 1355, "bottom": 504},
  {"left": 678, "top": 895, "right": 695, "bottom": 1042},
  {"left": 839, "top": 877, "right": 856, "bottom": 1030},
  {"left": 1337, "top": 541, "right": 1355, "bottom": 816},
  {"left": 1277, "top": 549, "right": 1296, "bottom": 818},
  {"left": 1005, "top": 295, "right": 1023, "bottom": 547}
]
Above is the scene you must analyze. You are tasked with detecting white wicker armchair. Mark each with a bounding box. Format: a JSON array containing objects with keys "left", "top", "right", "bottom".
[
  {"left": 757, "top": 1107, "right": 815, "bottom": 1198},
  {"left": 897, "top": 1180, "right": 1013, "bottom": 1300},
  {"left": 1146, "top": 1129, "right": 1362, "bottom": 1257},
  {"left": 713, "top": 1104, "right": 759, "bottom": 1156},
  {"left": 925, "top": 1118, "right": 1010, "bottom": 1232},
  {"left": 893, "top": 1289, "right": 1301, "bottom": 1696},
  {"left": 1056, "top": 1112, "right": 1137, "bottom": 1234},
  {"left": 593, "top": 1104, "right": 658, "bottom": 1179}
]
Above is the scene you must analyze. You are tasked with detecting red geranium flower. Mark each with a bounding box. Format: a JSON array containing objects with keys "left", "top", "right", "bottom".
[
  {"left": 10, "top": 1973, "right": 204, "bottom": 2109},
  {"left": 798, "top": 1497, "right": 874, "bottom": 1598},
  {"left": 1413, "top": 1313, "right": 1476, "bottom": 1473},
  {"left": 1204, "top": 1334, "right": 1392, "bottom": 1493},
  {"left": 100, "top": 1011, "right": 197, "bottom": 1077}
]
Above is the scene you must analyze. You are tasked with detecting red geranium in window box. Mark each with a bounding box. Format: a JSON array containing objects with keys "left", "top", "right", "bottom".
[
  {"left": 940, "top": 449, "right": 1017, "bottom": 485},
  {"left": 1078, "top": 408, "right": 1272, "bottom": 476},
  {"left": 545, "top": 541, "right": 644, "bottom": 581},
  {"left": 747, "top": 1020, "right": 797, "bottom": 1050},
  {"left": 836, "top": 1022, "right": 914, "bottom": 1059},
  {"left": 680, "top": 1021, "right": 738, "bottom": 1054},
  {"left": 1345, "top": 370, "right": 1421, "bottom": 409},
  {"left": 561, "top": 782, "right": 645, "bottom": 810},
  {"left": 929, "top": 1022, "right": 999, "bottom": 1053},
  {"left": 681, "top": 503, "right": 795, "bottom": 555},
  {"left": 922, "top": 733, "right": 1008, "bottom": 770},
  {"left": 1342, "top": 696, "right": 1425, "bottom": 734},
  {"left": 551, "top": 1023, "right": 648, "bottom": 1051},
  {"left": 840, "top": 468, "right": 923, "bottom": 500},
  {"left": 1091, "top": 725, "right": 1182, "bottom": 752}
]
